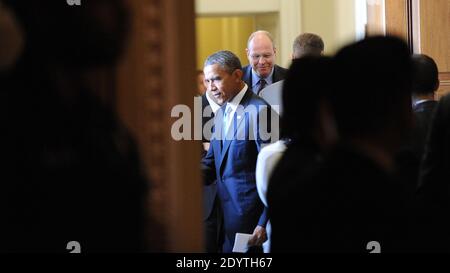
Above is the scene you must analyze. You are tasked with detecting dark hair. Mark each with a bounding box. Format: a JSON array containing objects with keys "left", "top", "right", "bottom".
[
  {"left": 411, "top": 54, "right": 439, "bottom": 95},
  {"left": 204, "top": 50, "right": 242, "bottom": 74},
  {"left": 281, "top": 56, "right": 334, "bottom": 141},
  {"left": 332, "top": 36, "right": 412, "bottom": 137},
  {"left": 293, "top": 33, "right": 324, "bottom": 58}
]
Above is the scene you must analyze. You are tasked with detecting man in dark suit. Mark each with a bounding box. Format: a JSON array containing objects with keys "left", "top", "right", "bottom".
[
  {"left": 410, "top": 54, "right": 439, "bottom": 160},
  {"left": 243, "top": 31, "right": 287, "bottom": 95},
  {"left": 417, "top": 93, "right": 450, "bottom": 252},
  {"left": 396, "top": 54, "right": 440, "bottom": 193},
  {"left": 268, "top": 56, "right": 337, "bottom": 253},
  {"left": 202, "top": 50, "right": 278, "bottom": 253}
]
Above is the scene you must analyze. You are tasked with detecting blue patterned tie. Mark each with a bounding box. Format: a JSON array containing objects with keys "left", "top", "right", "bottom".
[{"left": 257, "top": 79, "right": 267, "bottom": 95}]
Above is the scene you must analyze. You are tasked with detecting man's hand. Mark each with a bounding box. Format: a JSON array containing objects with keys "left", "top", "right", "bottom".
[{"left": 248, "top": 226, "right": 267, "bottom": 246}]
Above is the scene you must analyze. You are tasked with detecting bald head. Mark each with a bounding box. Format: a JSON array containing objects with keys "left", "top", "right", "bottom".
[
  {"left": 247, "top": 30, "right": 275, "bottom": 49},
  {"left": 246, "top": 30, "right": 277, "bottom": 78}
]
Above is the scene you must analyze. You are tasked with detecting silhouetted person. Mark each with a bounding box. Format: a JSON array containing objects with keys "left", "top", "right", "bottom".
[
  {"left": 396, "top": 54, "right": 440, "bottom": 195},
  {"left": 256, "top": 34, "right": 327, "bottom": 252},
  {"left": 417, "top": 93, "right": 450, "bottom": 252},
  {"left": 410, "top": 54, "right": 439, "bottom": 159},
  {"left": 272, "top": 36, "right": 414, "bottom": 252},
  {"left": 268, "top": 56, "right": 337, "bottom": 252},
  {"left": 1, "top": 0, "right": 149, "bottom": 252}
]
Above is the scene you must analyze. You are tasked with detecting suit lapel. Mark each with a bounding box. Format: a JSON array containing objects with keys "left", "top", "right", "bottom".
[
  {"left": 219, "top": 112, "right": 245, "bottom": 164},
  {"left": 272, "top": 65, "right": 282, "bottom": 83},
  {"left": 212, "top": 137, "right": 222, "bottom": 170},
  {"left": 218, "top": 90, "right": 252, "bottom": 168}
]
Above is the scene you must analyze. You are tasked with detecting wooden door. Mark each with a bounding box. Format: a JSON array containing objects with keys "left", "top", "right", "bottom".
[
  {"left": 417, "top": 0, "right": 450, "bottom": 97},
  {"left": 367, "top": 0, "right": 450, "bottom": 96}
]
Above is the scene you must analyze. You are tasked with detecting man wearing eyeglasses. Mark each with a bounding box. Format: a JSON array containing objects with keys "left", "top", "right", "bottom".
[{"left": 243, "top": 30, "right": 287, "bottom": 95}]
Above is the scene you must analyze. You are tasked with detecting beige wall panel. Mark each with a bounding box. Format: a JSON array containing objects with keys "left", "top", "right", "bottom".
[
  {"left": 419, "top": 0, "right": 450, "bottom": 96},
  {"left": 196, "top": 16, "right": 255, "bottom": 70}
]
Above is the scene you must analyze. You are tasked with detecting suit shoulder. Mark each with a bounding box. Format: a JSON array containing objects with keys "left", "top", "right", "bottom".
[
  {"left": 260, "top": 80, "right": 283, "bottom": 96},
  {"left": 242, "top": 65, "right": 252, "bottom": 85},
  {"left": 273, "top": 65, "right": 288, "bottom": 82},
  {"left": 239, "top": 91, "right": 271, "bottom": 113},
  {"left": 275, "top": 65, "right": 288, "bottom": 75},
  {"left": 242, "top": 65, "right": 252, "bottom": 75},
  {"left": 247, "top": 91, "right": 270, "bottom": 106}
]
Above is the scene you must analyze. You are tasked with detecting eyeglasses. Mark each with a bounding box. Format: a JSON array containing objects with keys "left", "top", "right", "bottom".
[{"left": 250, "top": 53, "right": 274, "bottom": 61}]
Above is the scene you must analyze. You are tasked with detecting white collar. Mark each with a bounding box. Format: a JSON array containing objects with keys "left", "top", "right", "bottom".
[
  {"left": 413, "top": 99, "right": 433, "bottom": 107},
  {"left": 225, "top": 84, "right": 248, "bottom": 112}
]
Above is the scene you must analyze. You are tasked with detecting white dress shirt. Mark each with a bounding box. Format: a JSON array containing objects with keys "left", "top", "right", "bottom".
[
  {"left": 255, "top": 140, "right": 287, "bottom": 253},
  {"left": 221, "top": 84, "right": 248, "bottom": 139}
]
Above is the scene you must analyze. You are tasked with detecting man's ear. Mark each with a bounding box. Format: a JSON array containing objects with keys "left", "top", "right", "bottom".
[
  {"left": 234, "top": 69, "right": 243, "bottom": 82},
  {"left": 245, "top": 48, "right": 250, "bottom": 58}
]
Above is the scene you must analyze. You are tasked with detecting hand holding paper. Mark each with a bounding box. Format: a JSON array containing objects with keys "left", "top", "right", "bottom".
[
  {"left": 232, "top": 233, "right": 252, "bottom": 253},
  {"left": 248, "top": 225, "right": 267, "bottom": 246}
]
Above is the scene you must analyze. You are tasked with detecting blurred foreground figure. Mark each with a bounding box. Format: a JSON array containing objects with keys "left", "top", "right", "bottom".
[
  {"left": 0, "top": 0, "right": 149, "bottom": 252},
  {"left": 271, "top": 36, "right": 414, "bottom": 252},
  {"left": 267, "top": 56, "right": 336, "bottom": 253}
]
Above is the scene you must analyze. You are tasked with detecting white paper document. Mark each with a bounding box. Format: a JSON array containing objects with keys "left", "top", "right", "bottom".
[{"left": 232, "top": 233, "right": 253, "bottom": 253}]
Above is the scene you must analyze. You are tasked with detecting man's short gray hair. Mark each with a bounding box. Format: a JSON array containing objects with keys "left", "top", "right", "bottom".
[
  {"left": 204, "top": 50, "right": 242, "bottom": 74},
  {"left": 293, "top": 33, "right": 324, "bottom": 59}
]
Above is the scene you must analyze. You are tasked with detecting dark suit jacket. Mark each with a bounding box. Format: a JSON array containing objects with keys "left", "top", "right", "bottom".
[
  {"left": 271, "top": 144, "right": 411, "bottom": 252},
  {"left": 242, "top": 65, "right": 287, "bottom": 94},
  {"left": 268, "top": 140, "right": 323, "bottom": 249},
  {"left": 411, "top": 100, "right": 438, "bottom": 159},
  {"left": 201, "top": 94, "right": 214, "bottom": 143},
  {"left": 202, "top": 88, "right": 278, "bottom": 252},
  {"left": 417, "top": 95, "right": 450, "bottom": 251},
  {"left": 419, "top": 95, "right": 450, "bottom": 198},
  {"left": 395, "top": 100, "right": 438, "bottom": 194}
]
